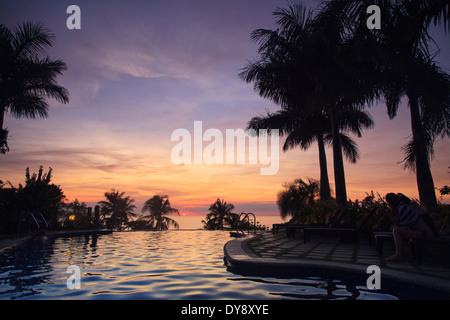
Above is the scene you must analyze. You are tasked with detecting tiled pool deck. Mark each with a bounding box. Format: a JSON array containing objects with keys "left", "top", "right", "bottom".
[{"left": 224, "top": 230, "right": 450, "bottom": 295}]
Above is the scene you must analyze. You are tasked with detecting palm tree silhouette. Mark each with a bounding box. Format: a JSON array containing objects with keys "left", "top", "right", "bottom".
[
  {"left": 379, "top": 1, "right": 449, "bottom": 213},
  {"left": 246, "top": 107, "right": 374, "bottom": 200},
  {"left": 0, "top": 22, "right": 69, "bottom": 154},
  {"left": 141, "top": 195, "right": 179, "bottom": 230},
  {"left": 324, "top": 0, "right": 450, "bottom": 212},
  {"left": 277, "top": 178, "right": 320, "bottom": 220},
  {"left": 241, "top": 2, "right": 377, "bottom": 210},
  {"left": 205, "top": 198, "right": 237, "bottom": 230},
  {"left": 98, "top": 189, "right": 137, "bottom": 230}
]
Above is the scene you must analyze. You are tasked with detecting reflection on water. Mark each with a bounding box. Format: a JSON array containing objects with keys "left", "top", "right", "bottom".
[{"left": 0, "top": 231, "right": 419, "bottom": 300}]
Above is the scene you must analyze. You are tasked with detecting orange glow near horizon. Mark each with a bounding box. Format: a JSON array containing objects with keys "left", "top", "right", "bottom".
[{"left": 3, "top": 116, "right": 447, "bottom": 218}]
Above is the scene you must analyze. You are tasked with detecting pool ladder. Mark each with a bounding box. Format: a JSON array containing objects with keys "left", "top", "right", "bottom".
[
  {"left": 17, "top": 211, "right": 48, "bottom": 236},
  {"left": 230, "top": 212, "right": 257, "bottom": 238}
]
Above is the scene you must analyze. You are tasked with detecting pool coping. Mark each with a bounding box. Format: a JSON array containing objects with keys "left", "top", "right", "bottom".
[{"left": 223, "top": 235, "right": 450, "bottom": 296}]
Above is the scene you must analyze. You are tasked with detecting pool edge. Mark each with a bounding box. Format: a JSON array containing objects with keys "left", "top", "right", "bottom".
[
  {"left": 223, "top": 235, "right": 450, "bottom": 296},
  {"left": 0, "top": 229, "right": 113, "bottom": 253}
]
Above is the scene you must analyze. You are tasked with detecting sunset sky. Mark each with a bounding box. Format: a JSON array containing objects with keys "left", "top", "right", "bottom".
[{"left": 1, "top": 0, "right": 449, "bottom": 217}]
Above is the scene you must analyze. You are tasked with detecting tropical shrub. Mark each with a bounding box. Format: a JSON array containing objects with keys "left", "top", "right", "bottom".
[
  {"left": 203, "top": 198, "right": 238, "bottom": 230},
  {"left": 140, "top": 195, "right": 179, "bottom": 230},
  {"left": 0, "top": 166, "right": 65, "bottom": 234},
  {"left": 58, "top": 199, "right": 92, "bottom": 230}
]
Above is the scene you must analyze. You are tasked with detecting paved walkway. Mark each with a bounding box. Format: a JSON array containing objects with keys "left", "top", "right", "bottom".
[{"left": 224, "top": 230, "right": 450, "bottom": 295}]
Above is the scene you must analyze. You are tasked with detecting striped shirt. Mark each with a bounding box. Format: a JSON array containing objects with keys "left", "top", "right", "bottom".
[{"left": 397, "top": 202, "right": 420, "bottom": 229}]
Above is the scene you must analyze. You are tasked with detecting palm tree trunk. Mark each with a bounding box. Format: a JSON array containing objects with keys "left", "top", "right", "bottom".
[
  {"left": 0, "top": 106, "right": 7, "bottom": 154},
  {"left": 0, "top": 106, "right": 5, "bottom": 130},
  {"left": 408, "top": 94, "right": 438, "bottom": 212},
  {"left": 330, "top": 108, "right": 348, "bottom": 212},
  {"left": 317, "top": 133, "right": 331, "bottom": 199},
  {"left": 219, "top": 214, "right": 224, "bottom": 230}
]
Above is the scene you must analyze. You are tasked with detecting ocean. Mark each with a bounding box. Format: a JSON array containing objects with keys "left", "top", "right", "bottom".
[{"left": 174, "top": 215, "right": 285, "bottom": 230}]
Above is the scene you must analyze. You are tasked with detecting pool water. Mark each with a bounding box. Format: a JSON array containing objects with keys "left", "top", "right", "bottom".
[{"left": 0, "top": 231, "right": 426, "bottom": 300}]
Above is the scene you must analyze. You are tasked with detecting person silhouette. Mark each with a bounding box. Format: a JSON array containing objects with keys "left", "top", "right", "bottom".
[{"left": 384, "top": 193, "right": 434, "bottom": 262}]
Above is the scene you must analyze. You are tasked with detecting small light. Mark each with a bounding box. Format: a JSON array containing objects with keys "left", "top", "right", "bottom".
[{"left": 69, "top": 215, "right": 76, "bottom": 221}]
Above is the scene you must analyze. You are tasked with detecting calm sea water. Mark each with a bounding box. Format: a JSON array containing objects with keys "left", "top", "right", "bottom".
[
  {"left": 0, "top": 230, "right": 415, "bottom": 300},
  {"left": 176, "top": 215, "right": 284, "bottom": 230}
]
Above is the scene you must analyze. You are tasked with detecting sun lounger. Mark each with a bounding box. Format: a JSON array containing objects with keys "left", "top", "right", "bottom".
[
  {"left": 272, "top": 223, "right": 286, "bottom": 235},
  {"left": 374, "top": 231, "right": 450, "bottom": 265},
  {"left": 303, "top": 207, "right": 377, "bottom": 243},
  {"left": 272, "top": 223, "right": 311, "bottom": 236},
  {"left": 285, "top": 207, "right": 348, "bottom": 240},
  {"left": 272, "top": 223, "right": 309, "bottom": 237},
  {"left": 373, "top": 231, "right": 393, "bottom": 256},
  {"left": 286, "top": 223, "right": 326, "bottom": 239}
]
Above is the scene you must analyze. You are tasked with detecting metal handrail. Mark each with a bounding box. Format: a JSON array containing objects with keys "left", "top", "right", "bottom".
[
  {"left": 231, "top": 212, "right": 257, "bottom": 237},
  {"left": 17, "top": 211, "right": 49, "bottom": 235},
  {"left": 28, "top": 212, "right": 40, "bottom": 230},
  {"left": 28, "top": 211, "right": 48, "bottom": 230},
  {"left": 34, "top": 212, "right": 49, "bottom": 229}
]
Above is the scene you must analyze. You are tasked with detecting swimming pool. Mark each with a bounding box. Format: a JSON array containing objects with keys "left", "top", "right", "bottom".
[{"left": 0, "top": 230, "right": 441, "bottom": 300}]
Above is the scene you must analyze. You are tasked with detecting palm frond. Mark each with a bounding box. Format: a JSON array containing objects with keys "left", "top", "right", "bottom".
[
  {"left": 426, "top": 0, "right": 450, "bottom": 32},
  {"left": 7, "top": 93, "right": 48, "bottom": 119},
  {"left": 0, "top": 21, "right": 69, "bottom": 140},
  {"left": 12, "top": 21, "right": 54, "bottom": 58},
  {"left": 339, "top": 133, "right": 360, "bottom": 164},
  {"left": 338, "top": 109, "right": 375, "bottom": 137}
]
